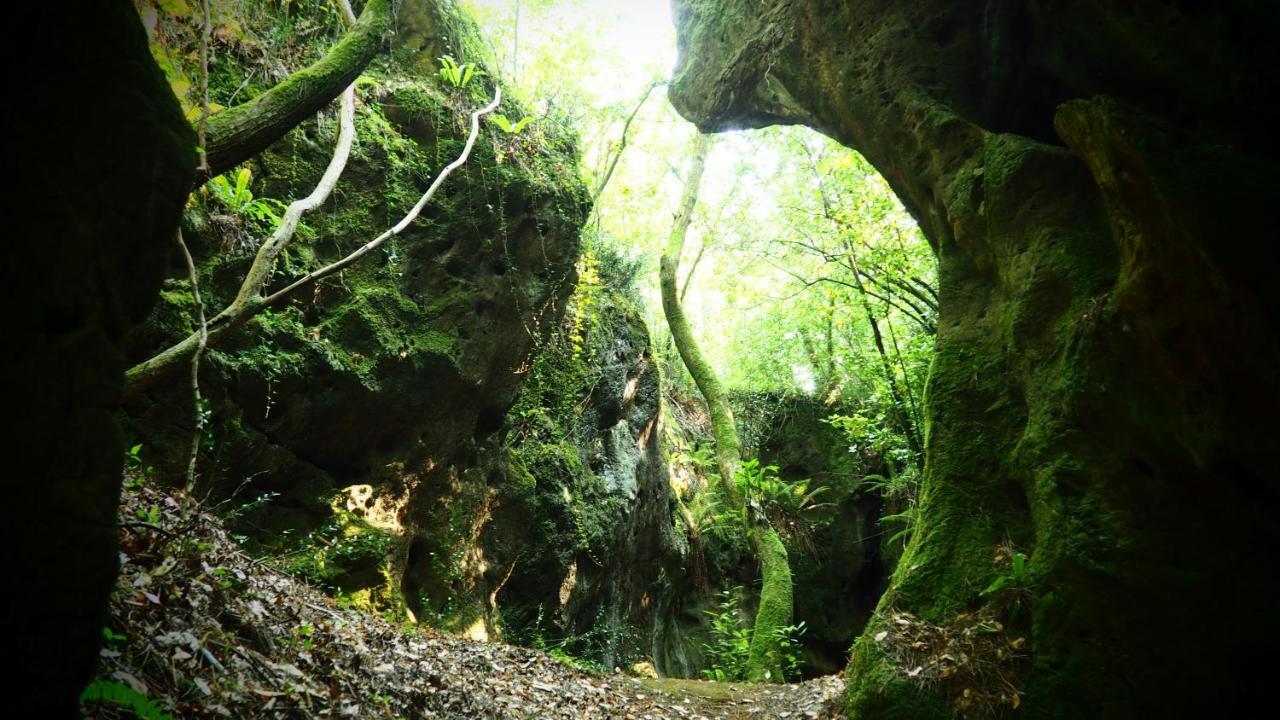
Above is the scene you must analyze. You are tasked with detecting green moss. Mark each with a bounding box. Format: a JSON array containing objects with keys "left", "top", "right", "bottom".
[
  {"left": 282, "top": 495, "right": 399, "bottom": 604},
  {"left": 843, "top": 633, "right": 951, "bottom": 719},
  {"left": 744, "top": 525, "right": 793, "bottom": 682}
]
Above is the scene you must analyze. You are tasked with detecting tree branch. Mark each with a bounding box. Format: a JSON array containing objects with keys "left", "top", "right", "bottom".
[
  {"left": 592, "top": 80, "right": 663, "bottom": 204},
  {"left": 199, "top": 0, "right": 389, "bottom": 183},
  {"left": 175, "top": 229, "right": 208, "bottom": 491}
]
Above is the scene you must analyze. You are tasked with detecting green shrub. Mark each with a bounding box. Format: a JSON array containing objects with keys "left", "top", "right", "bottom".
[{"left": 701, "top": 587, "right": 807, "bottom": 682}]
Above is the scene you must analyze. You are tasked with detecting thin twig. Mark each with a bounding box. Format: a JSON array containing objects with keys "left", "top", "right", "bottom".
[
  {"left": 177, "top": 229, "right": 209, "bottom": 492},
  {"left": 197, "top": 0, "right": 211, "bottom": 173}
]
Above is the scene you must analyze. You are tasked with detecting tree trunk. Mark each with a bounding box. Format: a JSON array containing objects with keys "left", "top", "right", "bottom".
[
  {"left": 200, "top": 0, "right": 390, "bottom": 182},
  {"left": 671, "top": 0, "right": 1280, "bottom": 715},
  {"left": 842, "top": 239, "right": 923, "bottom": 465},
  {"left": 659, "top": 132, "right": 794, "bottom": 682}
]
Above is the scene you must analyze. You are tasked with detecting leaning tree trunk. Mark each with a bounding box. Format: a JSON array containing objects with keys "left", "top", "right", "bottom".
[
  {"left": 670, "top": 0, "right": 1280, "bottom": 716},
  {"left": 659, "top": 132, "right": 794, "bottom": 683},
  {"left": 199, "top": 0, "right": 390, "bottom": 182}
]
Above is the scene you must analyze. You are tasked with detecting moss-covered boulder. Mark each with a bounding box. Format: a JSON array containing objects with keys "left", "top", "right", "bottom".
[
  {"left": 751, "top": 397, "right": 888, "bottom": 676},
  {"left": 125, "top": 0, "right": 589, "bottom": 625},
  {"left": 671, "top": 0, "right": 1280, "bottom": 716}
]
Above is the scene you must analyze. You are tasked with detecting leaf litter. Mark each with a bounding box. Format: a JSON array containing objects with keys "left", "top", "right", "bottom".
[{"left": 83, "top": 481, "right": 844, "bottom": 719}]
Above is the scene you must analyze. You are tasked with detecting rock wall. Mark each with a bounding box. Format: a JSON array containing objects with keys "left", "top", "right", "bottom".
[
  {"left": 670, "top": 1, "right": 1280, "bottom": 716},
  {"left": 497, "top": 275, "right": 686, "bottom": 668},
  {"left": 752, "top": 398, "right": 887, "bottom": 676},
  {"left": 126, "top": 0, "right": 589, "bottom": 626},
  {"left": 4, "top": 3, "right": 195, "bottom": 715}
]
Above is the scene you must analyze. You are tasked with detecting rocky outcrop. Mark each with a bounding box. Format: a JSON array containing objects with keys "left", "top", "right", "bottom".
[
  {"left": 497, "top": 283, "right": 686, "bottom": 668},
  {"left": 126, "top": 0, "right": 589, "bottom": 625},
  {"left": 671, "top": 1, "right": 1280, "bottom": 716},
  {"left": 5, "top": 2, "right": 195, "bottom": 714}
]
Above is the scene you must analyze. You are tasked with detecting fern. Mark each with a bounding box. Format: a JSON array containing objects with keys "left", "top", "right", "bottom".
[
  {"left": 437, "top": 55, "right": 482, "bottom": 87},
  {"left": 491, "top": 113, "right": 534, "bottom": 135},
  {"left": 204, "top": 167, "right": 283, "bottom": 233}
]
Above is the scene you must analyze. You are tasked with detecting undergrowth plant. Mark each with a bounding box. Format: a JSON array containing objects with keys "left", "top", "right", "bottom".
[
  {"left": 491, "top": 113, "right": 533, "bottom": 135},
  {"left": 80, "top": 680, "right": 173, "bottom": 720},
  {"left": 982, "top": 544, "right": 1032, "bottom": 622},
  {"left": 733, "top": 459, "right": 831, "bottom": 550},
  {"left": 205, "top": 167, "right": 285, "bottom": 233},
  {"left": 437, "top": 55, "right": 481, "bottom": 87},
  {"left": 701, "top": 587, "right": 807, "bottom": 682}
]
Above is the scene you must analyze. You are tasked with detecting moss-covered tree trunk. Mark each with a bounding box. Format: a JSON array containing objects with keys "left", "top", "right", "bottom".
[
  {"left": 670, "top": 0, "right": 1280, "bottom": 715},
  {"left": 659, "top": 132, "right": 794, "bottom": 682}
]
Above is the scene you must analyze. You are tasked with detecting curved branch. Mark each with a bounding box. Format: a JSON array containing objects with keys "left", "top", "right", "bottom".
[
  {"left": 199, "top": 0, "right": 389, "bottom": 182},
  {"left": 260, "top": 88, "right": 502, "bottom": 306}
]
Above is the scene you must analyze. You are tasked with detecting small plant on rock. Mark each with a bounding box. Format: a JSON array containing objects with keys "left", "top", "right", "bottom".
[
  {"left": 205, "top": 166, "right": 284, "bottom": 233},
  {"left": 437, "top": 55, "right": 481, "bottom": 87},
  {"left": 701, "top": 587, "right": 807, "bottom": 682}
]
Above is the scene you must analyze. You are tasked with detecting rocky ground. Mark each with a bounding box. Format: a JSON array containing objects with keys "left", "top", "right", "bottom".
[{"left": 81, "top": 480, "right": 844, "bottom": 719}]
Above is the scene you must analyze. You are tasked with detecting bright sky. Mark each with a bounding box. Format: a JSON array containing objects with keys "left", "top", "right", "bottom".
[{"left": 464, "top": 0, "right": 677, "bottom": 105}]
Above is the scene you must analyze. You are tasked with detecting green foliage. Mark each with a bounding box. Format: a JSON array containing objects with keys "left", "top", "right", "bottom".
[
  {"left": 280, "top": 511, "right": 397, "bottom": 593},
  {"left": 700, "top": 587, "right": 806, "bottom": 682},
  {"left": 136, "top": 504, "right": 162, "bottom": 525},
  {"left": 981, "top": 551, "right": 1027, "bottom": 597},
  {"left": 982, "top": 547, "right": 1032, "bottom": 622},
  {"left": 491, "top": 113, "right": 534, "bottom": 134},
  {"left": 124, "top": 443, "right": 153, "bottom": 489},
  {"left": 824, "top": 411, "right": 917, "bottom": 474},
  {"left": 437, "top": 55, "right": 482, "bottom": 87},
  {"left": 102, "top": 626, "right": 127, "bottom": 647},
  {"left": 512, "top": 604, "right": 635, "bottom": 673},
  {"left": 826, "top": 413, "right": 923, "bottom": 548},
  {"left": 205, "top": 167, "right": 285, "bottom": 233},
  {"left": 80, "top": 680, "right": 173, "bottom": 720},
  {"left": 877, "top": 506, "right": 920, "bottom": 547},
  {"left": 733, "top": 459, "right": 831, "bottom": 544}
]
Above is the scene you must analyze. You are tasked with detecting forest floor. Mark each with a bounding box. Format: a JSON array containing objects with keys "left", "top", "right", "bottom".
[{"left": 81, "top": 481, "right": 844, "bottom": 719}]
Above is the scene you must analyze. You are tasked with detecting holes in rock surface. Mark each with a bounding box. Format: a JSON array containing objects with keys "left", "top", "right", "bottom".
[{"left": 596, "top": 401, "right": 622, "bottom": 431}]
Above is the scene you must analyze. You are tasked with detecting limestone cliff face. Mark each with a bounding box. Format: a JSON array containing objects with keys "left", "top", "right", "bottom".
[
  {"left": 6, "top": 3, "right": 195, "bottom": 714},
  {"left": 496, "top": 284, "right": 686, "bottom": 668},
  {"left": 126, "top": 0, "right": 589, "bottom": 626},
  {"left": 671, "top": 1, "right": 1280, "bottom": 715}
]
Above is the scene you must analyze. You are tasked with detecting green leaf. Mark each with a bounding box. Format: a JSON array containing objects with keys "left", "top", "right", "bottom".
[
  {"left": 80, "top": 680, "right": 173, "bottom": 720},
  {"left": 233, "top": 167, "right": 252, "bottom": 206},
  {"left": 981, "top": 575, "right": 1008, "bottom": 596},
  {"left": 491, "top": 114, "right": 515, "bottom": 133}
]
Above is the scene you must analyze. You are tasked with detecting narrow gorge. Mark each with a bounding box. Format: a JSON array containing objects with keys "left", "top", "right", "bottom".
[{"left": 5, "top": 1, "right": 1276, "bottom": 718}]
